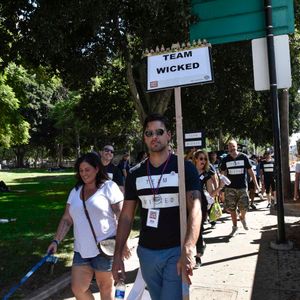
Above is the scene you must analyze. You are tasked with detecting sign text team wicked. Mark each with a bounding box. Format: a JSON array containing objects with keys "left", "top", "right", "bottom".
[{"left": 156, "top": 50, "right": 200, "bottom": 74}]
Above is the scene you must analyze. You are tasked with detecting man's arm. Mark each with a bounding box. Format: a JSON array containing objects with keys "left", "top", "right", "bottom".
[
  {"left": 112, "top": 200, "right": 137, "bottom": 281},
  {"left": 111, "top": 201, "right": 132, "bottom": 259},
  {"left": 177, "top": 189, "right": 201, "bottom": 284}
]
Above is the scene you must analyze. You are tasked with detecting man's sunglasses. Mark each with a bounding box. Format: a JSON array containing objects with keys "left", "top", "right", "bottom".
[
  {"left": 104, "top": 148, "right": 114, "bottom": 154},
  {"left": 144, "top": 129, "right": 165, "bottom": 137}
]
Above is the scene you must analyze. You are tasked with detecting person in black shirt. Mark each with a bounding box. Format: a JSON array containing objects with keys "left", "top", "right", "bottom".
[
  {"left": 112, "top": 113, "right": 201, "bottom": 300},
  {"left": 100, "top": 145, "right": 124, "bottom": 193},
  {"left": 192, "top": 149, "right": 223, "bottom": 268},
  {"left": 220, "top": 140, "right": 260, "bottom": 237},
  {"left": 260, "top": 150, "right": 276, "bottom": 208}
]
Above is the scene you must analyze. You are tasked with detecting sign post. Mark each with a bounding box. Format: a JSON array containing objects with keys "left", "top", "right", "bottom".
[
  {"left": 264, "top": 0, "right": 293, "bottom": 250},
  {"left": 174, "top": 86, "right": 190, "bottom": 299},
  {"left": 189, "top": 0, "right": 294, "bottom": 250},
  {"left": 146, "top": 44, "right": 213, "bottom": 299}
]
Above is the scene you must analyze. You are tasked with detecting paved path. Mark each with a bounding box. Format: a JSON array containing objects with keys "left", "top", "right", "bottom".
[{"left": 27, "top": 198, "right": 300, "bottom": 299}]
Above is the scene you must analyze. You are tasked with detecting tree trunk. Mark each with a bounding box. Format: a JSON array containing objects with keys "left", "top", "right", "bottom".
[
  {"left": 14, "top": 146, "right": 25, "bottom": 168},
  {"left": 75, "top": 130, "right": 81, "bottom": 158},
  {"left": 219, "top": 129, "right": 225, "bottom": 150},
  {"left": 279, "top": 89, "right": 291, "bottom": 200},
  {"left": 56, "top": 143, "right": 64, "bottom": 167},
  {"left": 125, "top": 56, "right": 173, "bottom": 125}
]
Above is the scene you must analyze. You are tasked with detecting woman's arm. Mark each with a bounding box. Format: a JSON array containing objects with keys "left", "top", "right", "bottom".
[
  {"left": 111, "top": 201, "right": 123, "bottom": 220},
  {"left": 47, "top": 204, "right": 73, "bottom": 254}
]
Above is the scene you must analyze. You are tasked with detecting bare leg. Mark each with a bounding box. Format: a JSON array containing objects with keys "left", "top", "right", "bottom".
[
  {"left": 249, "top": 189, "right": 255, "bottom": 205},
  {"left": 95, "top": 271, "right": 114, "bottom": 300},
  {"left": 230, "top": 210, "right": 238, "bottom": 227},
  {"left": 239, "top": 210, "right": 246, "bottom": 221},
  {"left": 71, "top": 265, "right": 94, "bottom": 300}
]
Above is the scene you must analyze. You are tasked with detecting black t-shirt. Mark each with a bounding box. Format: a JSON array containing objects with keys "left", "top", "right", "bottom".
[
  {"left": 104, "top": 163, "right": 124, "bottom": 186},
  {"left": 261, "top": 159, "right": 275, "bottom": 178},
  {"left": 220, "top": 153, "right": 251, "bottom": 189},
  {"left": 198, "top": 170, "right": 212, "bottom": 211},
  {"left": 125, "top": 154, "right": 200, "bottom": 250}
]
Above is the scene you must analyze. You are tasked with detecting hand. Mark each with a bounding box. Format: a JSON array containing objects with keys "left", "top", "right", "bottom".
[
  {"left": 122, "top": 243, "right": 132, "bottom": 260},
  {"left": 176, "top": 245, "right": 195, "bottom": 285},
  {"left": 112, "top": 254, "right": 126, "bottom": 283},
  {"left": 47, "top": 241, "right": 58, "bottom": 254}
]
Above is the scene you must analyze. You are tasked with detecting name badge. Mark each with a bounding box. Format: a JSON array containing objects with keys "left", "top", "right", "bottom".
[{"left": 146, "top": 209, "right": 160, "bottom": 228}]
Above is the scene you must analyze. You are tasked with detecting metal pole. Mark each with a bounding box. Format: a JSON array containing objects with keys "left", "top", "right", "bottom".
[
  {"left": 174, "top": 87, "right": 189, "bottom": 300},
  {"left": 264, "top": 0, "right": 286, "bottom": 244}
]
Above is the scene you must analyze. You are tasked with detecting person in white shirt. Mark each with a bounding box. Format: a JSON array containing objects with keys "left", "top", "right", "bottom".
[{"left": 47, "top": 152, "right": 129, "bottom": 300}]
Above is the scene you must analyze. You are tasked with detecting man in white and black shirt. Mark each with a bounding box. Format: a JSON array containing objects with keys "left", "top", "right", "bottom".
[
  {"left": 260, "top": 150, "right": 276, "bottom": 207},
  {"left": 112, "top": 113, "right": 201, "bottom": 300},
  {"left": 220, "top": 140, "right": 260, "bottom": 236}
]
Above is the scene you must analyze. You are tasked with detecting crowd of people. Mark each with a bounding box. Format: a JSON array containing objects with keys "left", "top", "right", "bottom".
[{"left": 47, "top": 113, "right": 300, "bottom": 300}]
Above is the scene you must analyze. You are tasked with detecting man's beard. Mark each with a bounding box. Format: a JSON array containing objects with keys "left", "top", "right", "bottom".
[{"left": 150, "top": 143, "right": 167, "bottom": 153}]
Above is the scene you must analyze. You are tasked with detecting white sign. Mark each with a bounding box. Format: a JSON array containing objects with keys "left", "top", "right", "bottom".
[
  {"left": 147, "top": 47, "right": 213, "bottom": 91},
  {"left": 185, "top": 140, "right": 202, "bottom": 147},
  {"left": 252, "top": 35, "right": 292, "bottom": 91},
  {"left": 185, "top": 132, "right": 202, "bottom": 139}
]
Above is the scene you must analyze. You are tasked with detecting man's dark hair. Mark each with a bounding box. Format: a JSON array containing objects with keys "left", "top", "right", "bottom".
[{"left": 143, "top": 113, "right": 170, "bottom": 133}]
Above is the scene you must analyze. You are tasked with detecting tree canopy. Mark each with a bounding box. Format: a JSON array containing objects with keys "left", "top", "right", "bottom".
[{"left": 0, "top": 0, "right": 299, "bottom": 162}]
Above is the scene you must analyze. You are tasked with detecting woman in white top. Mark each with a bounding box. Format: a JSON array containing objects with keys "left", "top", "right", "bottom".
[{"left": 47, "top": 152, "right": 127, "bottom": 300}]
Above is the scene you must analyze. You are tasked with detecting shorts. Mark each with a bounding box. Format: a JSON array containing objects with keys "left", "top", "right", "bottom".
[
  {"left": 264, "top": 176, "right": 275, "bottom": 194},
  {"left": 225, "top": 188, "right": 249, "bottom": 212},
  {"left": 72, "top": 251, "right": 113, "bottom": 272}
]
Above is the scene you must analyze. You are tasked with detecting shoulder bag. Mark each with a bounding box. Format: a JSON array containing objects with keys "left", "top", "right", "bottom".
[{"left": 81, "top": 184, "right": 116, "bottom": 258}]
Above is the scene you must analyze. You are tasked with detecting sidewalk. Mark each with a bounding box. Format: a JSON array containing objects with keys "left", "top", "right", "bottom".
[{"left": 27, "top": 198, "right": 300, "bottom": 300}]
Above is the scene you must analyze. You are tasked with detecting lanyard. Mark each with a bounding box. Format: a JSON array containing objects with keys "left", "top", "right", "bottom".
[{"left": 147, "top": 154, "right": 171, "bottom": 201}]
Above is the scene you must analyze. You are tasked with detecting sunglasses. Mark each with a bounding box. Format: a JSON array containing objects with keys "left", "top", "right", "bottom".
[
  {"left": 198, "top": 157, "right": 207, "bottom": 161},
  {"left": 104, "top": 148, "right": 114, "bottom": 154},
  {"left": 144, "top": 129, "right": 165, "bottom": 137}
]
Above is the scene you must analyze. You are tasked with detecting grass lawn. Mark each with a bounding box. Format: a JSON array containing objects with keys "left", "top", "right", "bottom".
[{"left": 0, "top": 169, "right": 140, "bottom": 299}]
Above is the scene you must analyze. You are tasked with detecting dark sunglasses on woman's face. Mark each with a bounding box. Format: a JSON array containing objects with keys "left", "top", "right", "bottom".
[
  {"left": 198, "top": 157, "right": 207, "bottom": 161},
  {"left": 104, "top": 148, "right": 114, "bottom": 154},
  {"left": 144, "top": 129, "right": 165, "bottom": 137}
]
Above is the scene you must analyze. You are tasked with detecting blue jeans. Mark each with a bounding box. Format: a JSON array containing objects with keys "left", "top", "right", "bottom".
[{"left": 137, "top": 245, "right": 185, "bottom": 300}]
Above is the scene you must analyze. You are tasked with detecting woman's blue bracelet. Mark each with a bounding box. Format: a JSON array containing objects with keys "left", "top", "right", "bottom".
[{"left": 52, "top": 239, "right": 59, "bottom": 246}]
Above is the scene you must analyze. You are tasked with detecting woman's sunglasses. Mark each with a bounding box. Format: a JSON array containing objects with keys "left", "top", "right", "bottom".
[
  {"left": 198, "top": 157, "right": 207, "bottom": 161},
  {"left": 144, "top": 129, "right": 165, "bottom": 137}
]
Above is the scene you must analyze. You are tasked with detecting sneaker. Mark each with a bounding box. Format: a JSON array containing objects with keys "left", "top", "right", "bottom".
[
  {"left": 210, "top": 221, "right": 216, "bottom": 229},
  {"left": 267, "top": 203, "right": 271, "bottom": 208},
  {"left": 241, "top": 219, "right": 249, "bottom": 230},
  {"left": 193, "top": 256, "right": 202, "bottom": 269},
  {"left": 229, "top": 226, "right": 238, "bottom": 236},
  {"left": 250, "top": 204, "right": 257, "bottom": 210}
]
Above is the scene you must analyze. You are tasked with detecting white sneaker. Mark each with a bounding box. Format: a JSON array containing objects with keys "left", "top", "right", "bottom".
[
  {"left": 229, "top": 226, "right": 238, "bottom": 236},
  {"left": 241, "top": 219, "right": 249, "bottom": 230}
]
